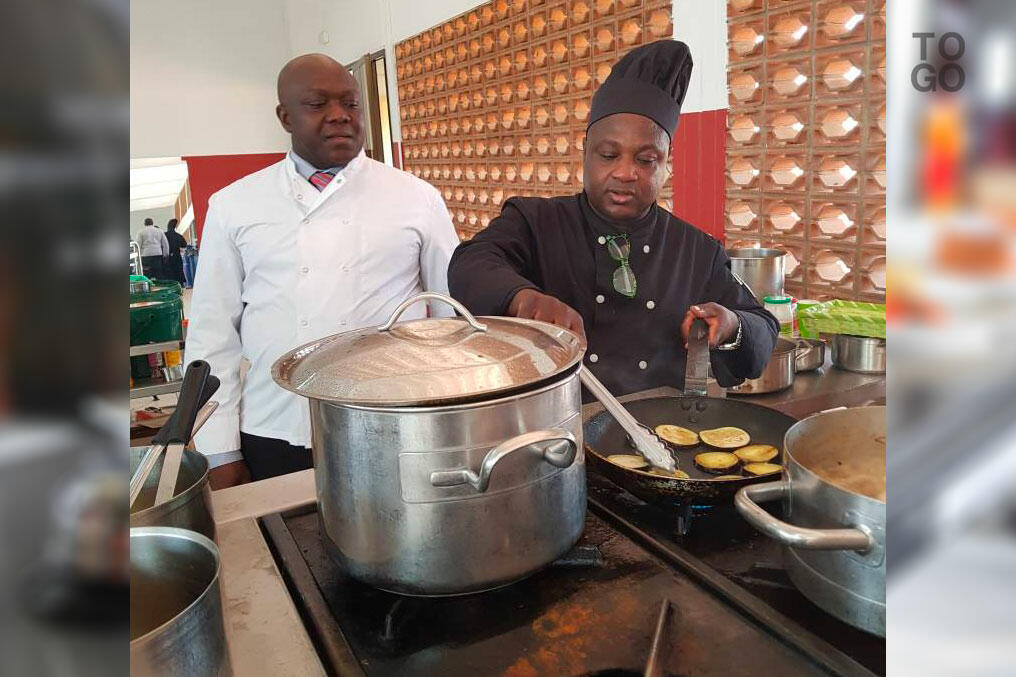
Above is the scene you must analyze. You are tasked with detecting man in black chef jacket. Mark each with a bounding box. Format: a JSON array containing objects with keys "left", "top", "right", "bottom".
[{"left": 448, "top": 40, "right": 777, "bottom": 397}]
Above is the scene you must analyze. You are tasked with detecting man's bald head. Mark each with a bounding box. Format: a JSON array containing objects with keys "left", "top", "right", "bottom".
[
  {"left": 275, "top": 53, "right": 364, "bottom": 168},
  {"left": 277, "top": 53, "right": 350, "bottom": 102}
]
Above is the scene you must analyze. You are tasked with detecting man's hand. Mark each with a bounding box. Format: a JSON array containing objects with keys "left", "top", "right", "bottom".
[
  {"left": 681, "top": 303, "right": 740, "bottom": 348},
  {"left": 508, "top": 289, "right": 586, "bottom": 342},
  {"left": 208, "top": 460, "right": 252, "bottom": 490}
]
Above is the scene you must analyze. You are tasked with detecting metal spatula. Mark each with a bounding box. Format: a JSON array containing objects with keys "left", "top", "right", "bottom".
[
  {"left": 684, "top": 318, "right": 710, "bottom": 396},
  {"left": 130, "top": 366, "right": 220, "bottom": 508},
  {"left": 153, "top": 361, "right": 213, "bottom": 506}
]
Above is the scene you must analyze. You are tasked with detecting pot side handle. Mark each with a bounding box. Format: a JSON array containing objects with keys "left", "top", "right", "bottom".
[
  {"left": 734, "top": 481, "right": 875, "bottom": 553},
  {"left": 430, "top": 429, "right": 577, "bottom": 493},
  {"left": 378, "top": 292, "right": 488, "bottom": 333}
]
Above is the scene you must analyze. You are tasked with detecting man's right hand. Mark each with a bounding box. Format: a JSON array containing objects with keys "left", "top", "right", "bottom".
[
  {"left": 507, "top": 289, "right": 586, "bottom": 342},
  {"left": 209, "top": 460, "right": 252, "bottom": 490}
]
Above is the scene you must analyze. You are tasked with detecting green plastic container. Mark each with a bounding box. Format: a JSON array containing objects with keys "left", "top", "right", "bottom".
[
  {"left": 130, "top": 295, "right": 183, "bottom": 346},
  {"left": 149, "top": 279, "right": 183, "bottom": 297},
  {"left": 797, "top": 300, "right": 886, "bottom": 339}
]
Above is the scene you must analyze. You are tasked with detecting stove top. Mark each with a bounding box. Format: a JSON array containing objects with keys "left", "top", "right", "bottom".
[{"left": 262, "top": 474, "right": 883, "bottom": 676}]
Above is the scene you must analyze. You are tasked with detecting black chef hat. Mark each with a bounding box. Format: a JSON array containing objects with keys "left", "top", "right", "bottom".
[{"left": 587, "top": 39, "right": 693, "bottom": 140}]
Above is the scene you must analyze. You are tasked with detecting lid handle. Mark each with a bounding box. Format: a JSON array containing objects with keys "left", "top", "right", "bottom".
[{"left": 378, "top": 292, "right": 488, "bottom": 333}]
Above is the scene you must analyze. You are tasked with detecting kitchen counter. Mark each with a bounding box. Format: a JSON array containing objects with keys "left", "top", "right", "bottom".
[{"left": 210, "top": 358, "right": 884, "bottom": 675}]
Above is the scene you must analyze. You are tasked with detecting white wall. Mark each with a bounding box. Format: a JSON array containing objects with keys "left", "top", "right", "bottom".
[
  {"left": 130, "top": 0, "right": 291, "bottom": 157},
  {"left": 130, "top": 0, "right": 728, "bottom": 159},
  {"left": 673, "top": 0, "right": 728, "bottom": 114},
  {"left": 283, "top": 0, "right": 482, "bottom": 144}
]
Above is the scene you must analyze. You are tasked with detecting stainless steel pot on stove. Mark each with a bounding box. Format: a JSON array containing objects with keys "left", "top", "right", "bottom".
[
  {"left": 735, "top": 406, "right": 886, "bottom": 636},
  {"left": 272, "top": 293, "right": 586, "bottom": 596}
]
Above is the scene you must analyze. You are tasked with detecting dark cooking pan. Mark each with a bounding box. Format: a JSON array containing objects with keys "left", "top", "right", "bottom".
[
  {"left": 584, "top": 396, "right": 798, "bottom": 507},
  {"left": 581, "top": 319, "right": 797, "bottom": 508}
]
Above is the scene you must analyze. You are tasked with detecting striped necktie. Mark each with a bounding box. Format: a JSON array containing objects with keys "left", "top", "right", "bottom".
[{"left": 309, "top": 170, "right": 334, "bottom": 191}]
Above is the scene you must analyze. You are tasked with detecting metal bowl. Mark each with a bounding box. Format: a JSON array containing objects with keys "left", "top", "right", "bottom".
[
  {"left": 793, "top": 338, "right": 826, "bottom": 372},
  {"left": 727, "top": 337, "right": 797, "bottom": 395},
  {"left": 831, "top": 334, "right": 886, "bottom": 374}
]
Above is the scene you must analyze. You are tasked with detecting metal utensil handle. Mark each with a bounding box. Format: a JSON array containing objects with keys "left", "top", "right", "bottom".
[
  {"left": 378, "top": 292, "right": 487, "bottom": 333},
  {"left": 152, "top": 361, "right": 211, "bottom": 506},
  {"left": 643, "top": 599, "right": 673, "bottom": 677},
  {"left": 129, "top": 443, "right": 165, "bottom": 508},
  {"left": 684, "top": 317, "right": 709, "bottom": 396},
  {"left": 579, "top": 368, "right": 645, "bottom": 437},
  {"left": 430, "top": 428, "right": 577, "bottom": 492},
  {"left": 734, "top": 481, "right": 874, "bottom": 553},
  {"left": 191, "top": 401, "right": 219, "bottom": 439}
]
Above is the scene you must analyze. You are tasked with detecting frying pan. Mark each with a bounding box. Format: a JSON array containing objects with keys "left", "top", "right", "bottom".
[
  {"left": 584, "top": 396, "right": 797, "bottom": 507},
  {"left": 582, "top": 320, "right": 798, "bottom": 508}
]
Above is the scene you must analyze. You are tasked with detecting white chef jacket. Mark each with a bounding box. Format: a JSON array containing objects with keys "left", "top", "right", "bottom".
[
  {"left": 137, "top": 225, "right": 169, "bottom": 257},
  {"left": 185, "top": 150, "right": 459, "bottom": 464}
]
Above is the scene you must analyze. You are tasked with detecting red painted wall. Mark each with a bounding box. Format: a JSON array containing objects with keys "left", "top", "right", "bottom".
[
  {"left": 671, "top": 109, "right": 727, "bottom": 242},
  {"left": 183, "top": 152, "right": 285, "bottom": 242}
]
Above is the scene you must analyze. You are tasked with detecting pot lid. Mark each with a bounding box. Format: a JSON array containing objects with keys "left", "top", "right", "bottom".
[{"left": 271, "top": 293, "right": 584, "bottom": 407}]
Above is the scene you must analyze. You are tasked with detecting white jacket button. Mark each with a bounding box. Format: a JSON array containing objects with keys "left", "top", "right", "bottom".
[
  {"left": 638, "top": 360, "right": 647, "bottom": 370},
  {"left": 589, "top": 353, "right": 599, "bottom": 363}
]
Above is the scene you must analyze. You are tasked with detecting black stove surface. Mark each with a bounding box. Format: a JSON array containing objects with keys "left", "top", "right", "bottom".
[
  {"left": 262, "top": 479, "right": 883, "bottom": 676},
  {"left": 585, "top": 473, "right": 885, "bottom": 676}
]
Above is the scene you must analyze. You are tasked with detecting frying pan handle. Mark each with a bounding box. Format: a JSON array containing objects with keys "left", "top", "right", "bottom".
[
  {"left": 734, "top": 481, "right": 875, "bottom": 553},
  {"left": 378, "top": 292, "right": 487, "bottom": 333},
  {"left": 430, "top": 429, "right": 577, "bottom": 492}
]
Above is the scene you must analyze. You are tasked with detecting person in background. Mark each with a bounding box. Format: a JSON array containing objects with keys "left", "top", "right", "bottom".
[
  {"left": 448, "top": 40, "right": 777, "bottom": 399},
  {"left": 164, "top": 218, "right": 187, "bottom": 284},
  {"left": 185, "top": 53, "right": 459, "bottom": 488},
  {"left": 136, "top": 217, "right": 168, "bottom": 280}
]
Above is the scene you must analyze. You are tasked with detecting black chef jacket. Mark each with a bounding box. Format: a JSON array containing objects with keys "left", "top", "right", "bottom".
[{"left": 447, "top": 192, "right": 778, "bottom": 398}]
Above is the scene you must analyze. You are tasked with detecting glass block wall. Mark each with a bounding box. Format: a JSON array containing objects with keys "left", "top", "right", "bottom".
[
  {"left": 395, "top": 0, "right": 675, "bottom": 241},
  {"left": 725, "top": 0, "right": 886, "bottom": 301}
]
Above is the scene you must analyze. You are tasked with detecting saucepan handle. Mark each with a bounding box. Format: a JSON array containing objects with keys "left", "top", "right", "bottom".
[
  {"left": 430, "top": 429, "right": 577, "bottom": 492},
  {"left": 378, "top": 292, "right": 487, "bottom": 333},
  {"left": 734, "top": 481, "right": 875, "bottom": 553}
]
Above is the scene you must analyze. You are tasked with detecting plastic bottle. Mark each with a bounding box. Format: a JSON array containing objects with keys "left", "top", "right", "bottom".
[{"left": 764, "top": 295, "right": 794, "bottom": 337}]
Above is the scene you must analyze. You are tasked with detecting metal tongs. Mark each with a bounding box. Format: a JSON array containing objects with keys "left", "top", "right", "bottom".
[
  {"left": 129, "top": 361, "right": 220, "bottom": 508},
  {"left": 580, "top": 368, "right": 675, "bottom": 472},
  {"left": 579, "top": 319, "right": 712, "bottom": 472}
]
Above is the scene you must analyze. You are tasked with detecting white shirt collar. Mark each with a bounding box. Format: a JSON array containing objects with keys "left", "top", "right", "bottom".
[{"left": 287, "top": 148, "right": 366, "bottom": 182}]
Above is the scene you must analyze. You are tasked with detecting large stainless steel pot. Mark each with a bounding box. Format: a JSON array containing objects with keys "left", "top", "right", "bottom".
[
  {"left": 735, "top": 406, "right": 886, "bottom": 636},
  {"left": 130, "top": 527, "right": 229, "bottom": 676},
  {"left": 130, "top": 446, "right": 214, "bottom": 539},
  {"left": 726, "top": 248, "right": 786, "bottom": 301},
  {"left": 273, "top": 293, "right": 586, "bottom": 596}
]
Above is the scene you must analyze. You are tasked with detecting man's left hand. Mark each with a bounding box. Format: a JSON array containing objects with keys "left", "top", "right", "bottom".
[{"left": 681, "top": 303, "right": 740, "bottom": 348}]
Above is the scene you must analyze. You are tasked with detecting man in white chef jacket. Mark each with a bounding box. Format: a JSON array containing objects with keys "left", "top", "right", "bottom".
[{"left": 186, "top": 53, "right": 459, "bottom": 487}]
